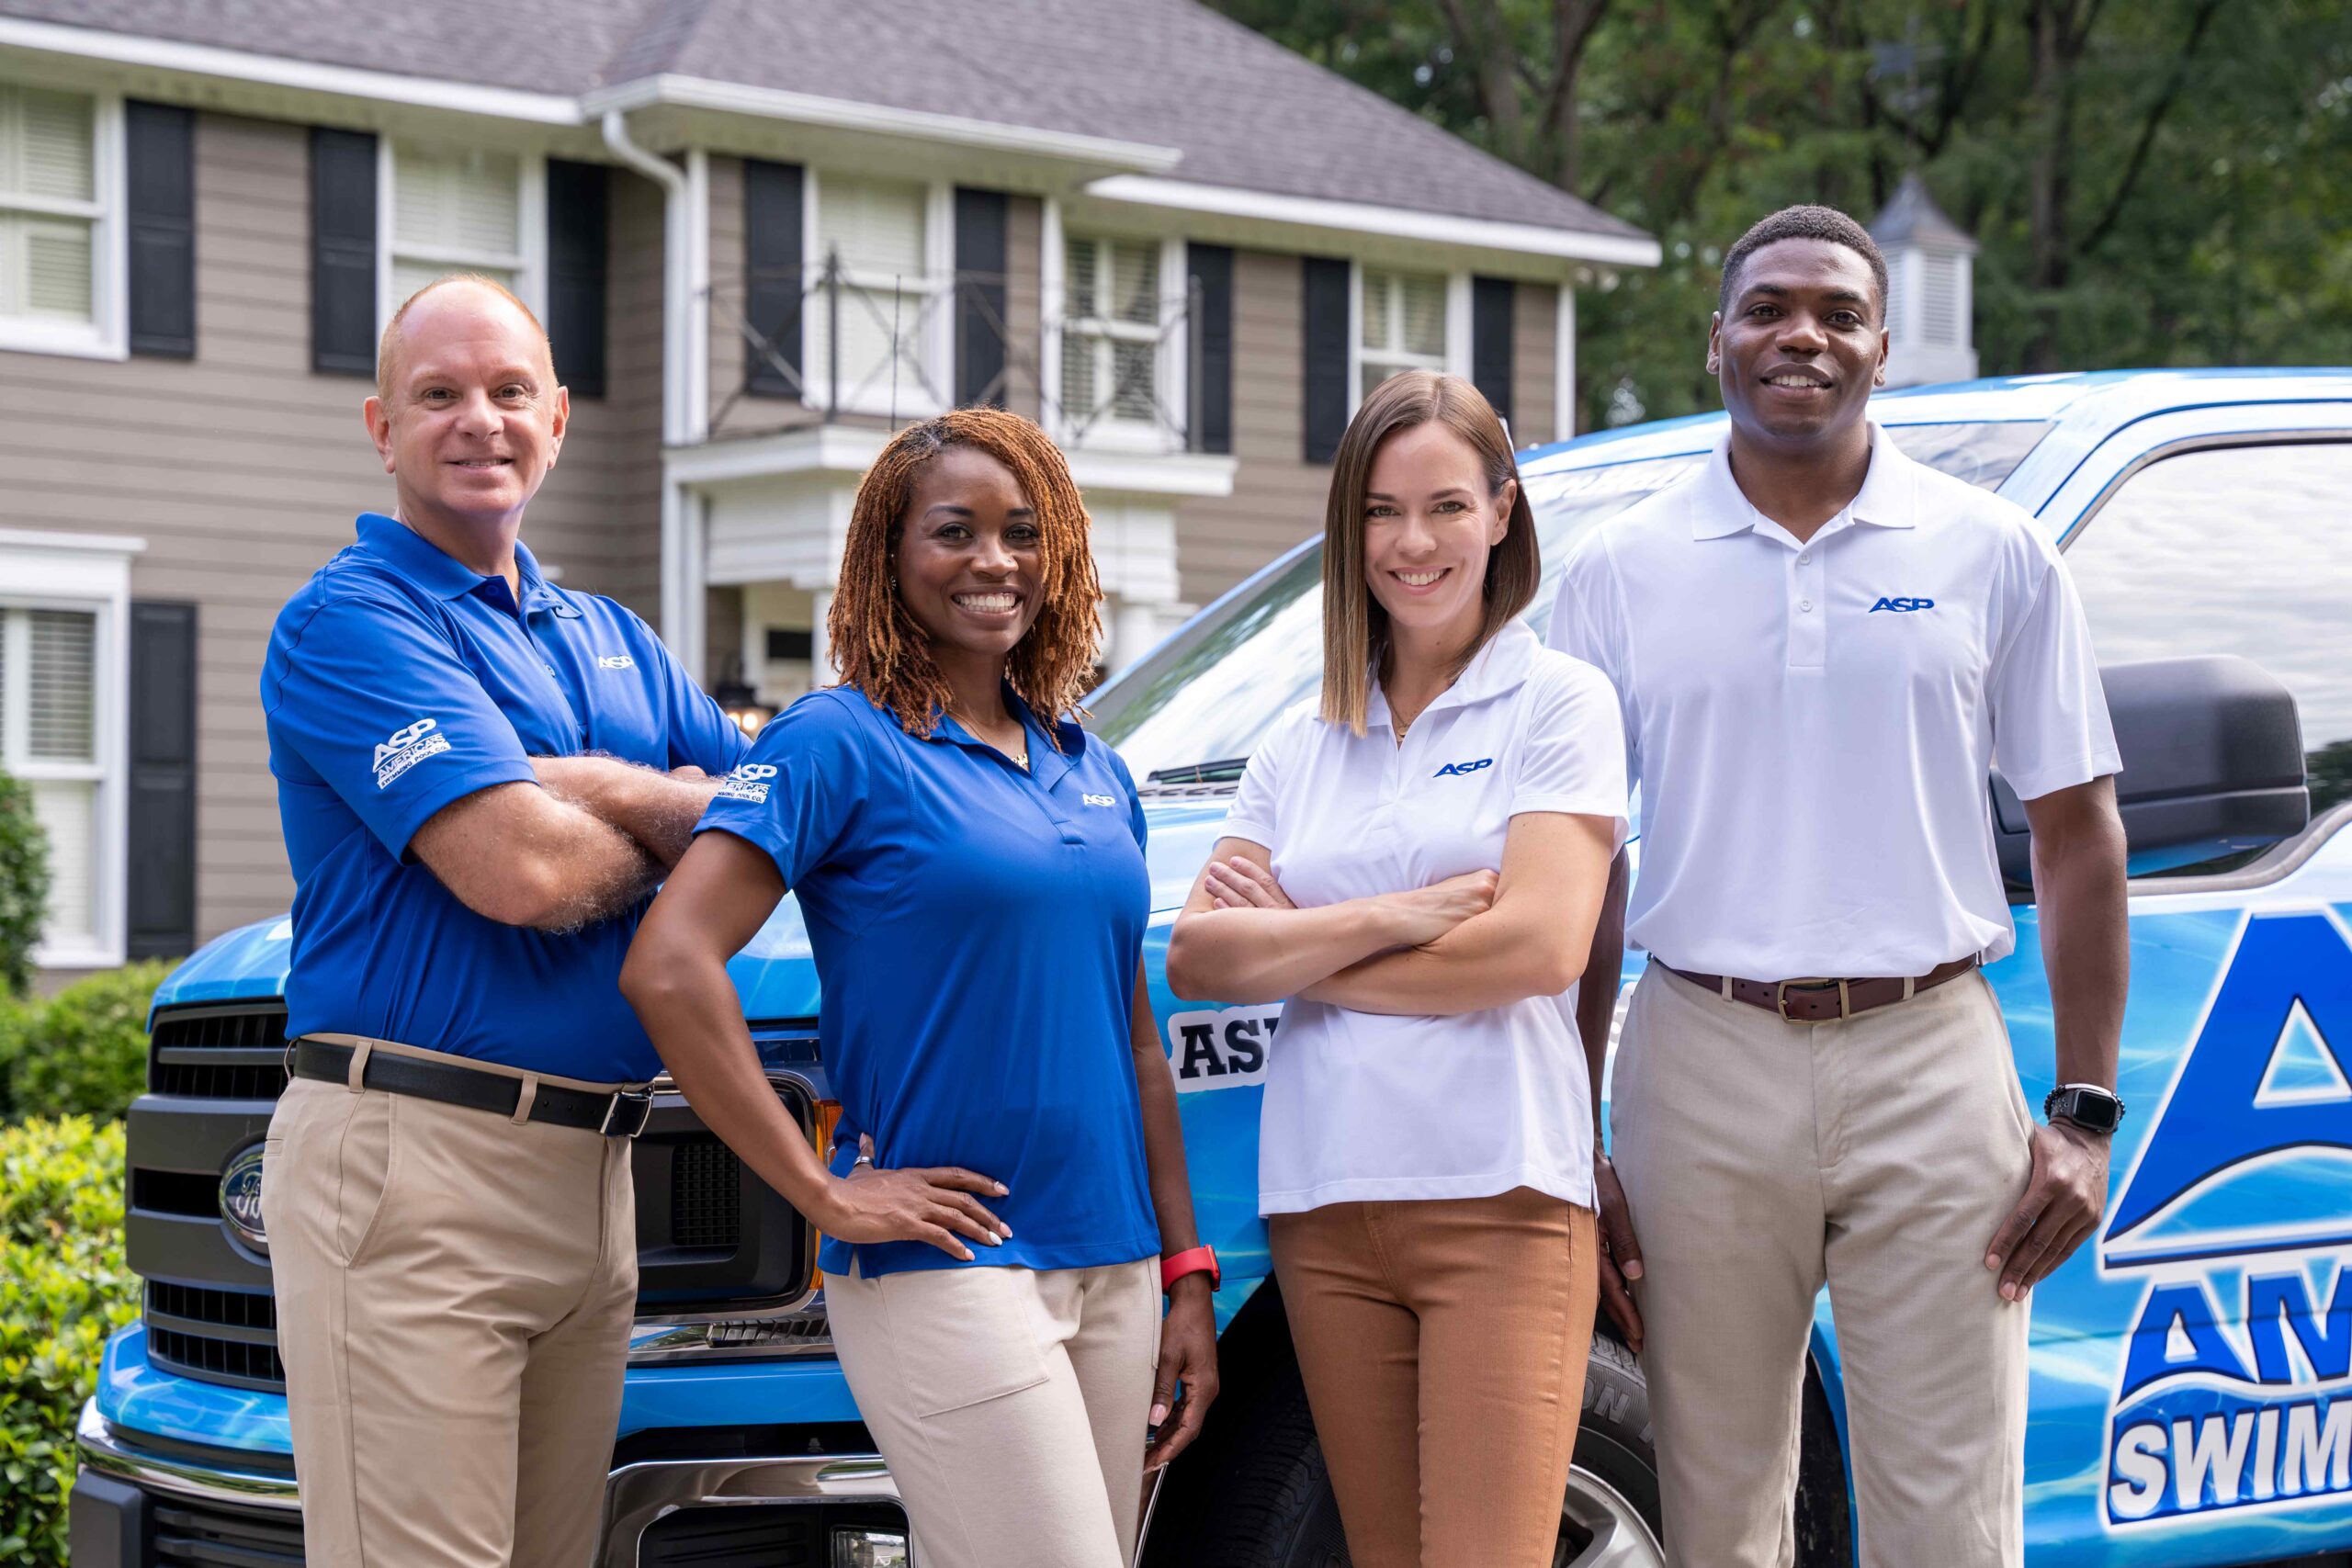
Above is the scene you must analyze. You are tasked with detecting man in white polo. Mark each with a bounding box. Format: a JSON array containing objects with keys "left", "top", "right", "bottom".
[{"left": 1551, "top": 205, "right": 2129, "bottom": 1566}]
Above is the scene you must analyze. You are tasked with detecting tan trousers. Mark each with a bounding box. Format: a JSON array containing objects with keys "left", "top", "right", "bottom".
[
  {"left": 1614, "top": 964, "right": 2035, "bottom": 1568},
  {"left": 825, "top": 1258, "right": 1160, "bottom": 1568},
  {"left": 262, "top": 1057, "right": 638, "bottom": 1568},
  {"left": 1270, "top": 1187, "right": 1600, "bottom": 1568}
]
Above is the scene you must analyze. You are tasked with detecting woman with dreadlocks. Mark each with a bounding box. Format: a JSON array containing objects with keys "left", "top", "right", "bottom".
[{"left": 623, "top": 407, "right": 1216, "bottom": 1568}]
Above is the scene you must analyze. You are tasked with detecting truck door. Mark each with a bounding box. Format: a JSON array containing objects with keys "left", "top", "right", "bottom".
[{"left": 2020, "top": 414, "right": 2352, "bottom": 1561}]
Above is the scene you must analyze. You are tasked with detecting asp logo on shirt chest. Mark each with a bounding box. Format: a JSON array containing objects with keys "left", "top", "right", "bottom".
[{"left": 1433, "top": 757, "right": 1494, "bottom": 779}]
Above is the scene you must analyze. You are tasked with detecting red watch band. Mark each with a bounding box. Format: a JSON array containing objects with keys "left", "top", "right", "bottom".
[{"left": 1160, "top": 1245, "right": 1220, "bottom": 1293}]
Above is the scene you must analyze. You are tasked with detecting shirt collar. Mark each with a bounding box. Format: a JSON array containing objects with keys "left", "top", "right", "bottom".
[
  {"left": 353, "top": 512, "right": 557, "bottom": 604},
  {"left": 1686, "top": 420, "right": 1920, "bottom": 541},
  {"left": 1362, "top": 619, "right": 1542, "bottom": 730},
  {"left": 928, "top": 682, "right": 1088, "bottom": 786}
]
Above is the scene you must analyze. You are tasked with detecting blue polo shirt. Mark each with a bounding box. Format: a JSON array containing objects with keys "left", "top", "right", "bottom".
[
  {"left": 263, "top": 513, "right": 747, "bottom": 1081},
  {"left": 696, "top": 685, "right": 1159, "bottom": 1278}
]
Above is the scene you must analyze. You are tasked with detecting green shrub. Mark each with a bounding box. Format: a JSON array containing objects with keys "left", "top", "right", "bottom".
[
  {"left": 0, "top": 772, "right": 47, "bottom": 1000},
  {"left": 0, "top": 1117, "right": 136, "bottom": 1568},
  {"left": 0, "top": 962, "right": 171, "bottom": 1124}
]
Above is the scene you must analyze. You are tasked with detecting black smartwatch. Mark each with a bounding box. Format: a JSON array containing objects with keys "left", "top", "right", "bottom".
[{"left": 2043, "top": 1083, "right": 2125, "bottom": 1134}]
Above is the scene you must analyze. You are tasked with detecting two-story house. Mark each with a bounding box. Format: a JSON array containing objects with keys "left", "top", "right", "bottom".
[{"left": 0, "top": 0, "right": 1657, "bottom": 975}]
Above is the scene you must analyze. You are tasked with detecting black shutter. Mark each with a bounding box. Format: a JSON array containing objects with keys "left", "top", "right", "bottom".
[
  {"left": 127, "top": 602, "right": 197, "bottom": 959},
  {"left": 1302, "top": 255, "right": 1351, "bottom": 464},
  {"left": 545, "top": 159, "right": 608, "bottom": 398},
  {"left": 125, "top": 101, "right": 195, "bottom": 359},
  {"left": 743, "top": 159, "right": 805, "bottom": 396},
  {"left": 953, "top": 187, "right": 1008, "bottom": 408},
  {"left": 311, "top": 127, "right": 378, "bottom": 377},
  {"left": 1472, "top": 276, "right": 1514, "bottom": 429},
  {"left": 1187, "top": 243, "right": 1233, "bottom": 454}
]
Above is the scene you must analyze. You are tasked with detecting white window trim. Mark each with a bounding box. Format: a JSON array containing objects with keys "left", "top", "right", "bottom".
[
  {"left": 0, "top": 527, "right": 143, "bottom": 970},
  {"left": 1042, "top": 207, "right": 1189, "bottom": 456},
  {"left": 798, "top": 169, "right": 955, "bottom": 419},
  {"left": 1349, "top": 264, "right": 1471, "bottom": 413},
  {"left": 0, "top": 84, "right": 128, "bottom": 361},
  {"left": 376, "top": 138, "right": 548, "bottom": 326}
]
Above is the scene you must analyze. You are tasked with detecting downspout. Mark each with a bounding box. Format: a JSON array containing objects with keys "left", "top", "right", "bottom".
[{"left": 601, "top": 107, "right": 709, "bottom": 671}]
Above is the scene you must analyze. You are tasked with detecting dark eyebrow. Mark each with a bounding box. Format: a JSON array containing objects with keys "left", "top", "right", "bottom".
[
  {"left": 1364, "top": 487, "right": 1475, "bottom": 502},
  {"left": 922, "top": 503, "right": 1037, "bottom": 520}
]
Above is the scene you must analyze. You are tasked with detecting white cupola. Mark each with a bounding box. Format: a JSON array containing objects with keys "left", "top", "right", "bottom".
[{"left": 1869, "top": 174, "right": 1978, "bottom": 388}]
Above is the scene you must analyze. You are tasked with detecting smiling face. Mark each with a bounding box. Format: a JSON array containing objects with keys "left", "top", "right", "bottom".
[
  {"left": 1361, "top": 420, "right": 1514, "bottom": 647},
  {"left": 893, "top": 445, "right": 1045, "bottom": 672},
  {"left": 1709, "top": 236, "right": 1889, "bottom": 450},
  {"left": 364, "top": 282, "right": 566, "bottom": 536}
]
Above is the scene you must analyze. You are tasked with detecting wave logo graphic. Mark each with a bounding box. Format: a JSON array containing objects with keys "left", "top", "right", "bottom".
[{"left": 2099, "top": 907, "right": 2352, "bottom": 1528}]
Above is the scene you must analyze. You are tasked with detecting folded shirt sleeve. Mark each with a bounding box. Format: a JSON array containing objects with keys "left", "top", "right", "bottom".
[
  {"left": 262, "top": 591, "right": 537, "bottom": 860},
  {"left": 693, "top": 691, "right": 872, "bottom": 890}
]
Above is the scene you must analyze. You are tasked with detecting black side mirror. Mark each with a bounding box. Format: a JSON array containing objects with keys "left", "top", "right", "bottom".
[{"left": 1992, "top": 655, "right": 2308, "bottom": 887}]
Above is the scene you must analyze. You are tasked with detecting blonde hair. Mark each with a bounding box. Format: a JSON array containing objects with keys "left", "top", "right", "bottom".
[
  {"left": 1318, "top": 370, "right": 1540, "bottom": 735},
  {"left": 376, "top": 273, "right": 554, "bottom": 395},
  {"left": 830, "top": 407, "right": 1103, "bottom": 742}
]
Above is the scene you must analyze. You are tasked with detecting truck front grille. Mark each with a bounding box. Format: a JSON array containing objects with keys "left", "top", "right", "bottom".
[
  {"left": 144, "top": 1281, "right": 285, "bottom": 1391},
  {"left": 152, "top": 1495, "right": 304, "bottom": 1566},
  {"left": 148, "top": 1005, "right": 290, "bottom": 1100},
  {"left": 672, "top": 1134, "right": 744, "bottom": 1249}
]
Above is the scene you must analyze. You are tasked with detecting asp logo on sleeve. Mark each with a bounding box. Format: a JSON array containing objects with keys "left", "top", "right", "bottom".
[
  {"left": 717, "top": 763, "right": 778, "bottom": 804},
  {"left": 372, "top": 718, "right": 450, "bottom": 789}
]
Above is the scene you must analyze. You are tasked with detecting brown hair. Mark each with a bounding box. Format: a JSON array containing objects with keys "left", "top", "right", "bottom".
[
  {"left": 830, "top": 407, "right": 1103, "bottom": 742},
  {"left": 1319, "top": 370, "right": 1540, "bottom": 734},
  {"left": 377, "top": 273, "right": 552, "bottom": 396}
]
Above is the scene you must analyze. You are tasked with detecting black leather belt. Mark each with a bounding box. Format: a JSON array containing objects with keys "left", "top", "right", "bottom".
[{"left": 290, "top": 1039, "right": 654, "bottom": 1137}]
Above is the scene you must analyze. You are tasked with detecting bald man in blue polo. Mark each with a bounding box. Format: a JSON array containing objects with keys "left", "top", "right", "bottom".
[{"left": 258, "top": 276, "right": 745, "bottom": 1568}]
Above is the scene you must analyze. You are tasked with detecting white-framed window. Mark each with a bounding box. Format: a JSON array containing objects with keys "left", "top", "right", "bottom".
[
  {"left": 0, "top": 81, "right": 125, "bottom": 360},
  {"left": 1353, "top": 265, "right": 1464, "bottom": 404},
  {"left": 803, "top": 173, "right": 952, "bottom": 417},
  {"left": 1058, "top": 232, "right": 1190, "bottom": 446},
  {"left": 380, "top": 139, "right": 545, "bottom": 321},
  {"left": 0, "top": 529, "right": 141, "bottom": 970}
]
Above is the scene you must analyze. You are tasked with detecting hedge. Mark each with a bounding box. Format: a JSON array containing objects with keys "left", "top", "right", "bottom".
[
  {"left": 0, "top": 1117, "right": 137, "bottom": 1568},
  {"left": 0, "top": 961, "right": 170, "bottom": 1124}
]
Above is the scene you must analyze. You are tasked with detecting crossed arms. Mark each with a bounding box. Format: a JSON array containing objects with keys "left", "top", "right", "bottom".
[{"left": 409, "top": 756, "right": 721, "bottom": 930}]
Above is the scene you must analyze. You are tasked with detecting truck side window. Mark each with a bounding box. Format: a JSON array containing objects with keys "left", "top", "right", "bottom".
[{"left": 2061, "top": 441, "right": 2352, "bottom": 826}]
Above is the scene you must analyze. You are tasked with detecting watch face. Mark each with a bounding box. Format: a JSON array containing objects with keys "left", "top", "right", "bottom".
[{"left": 2056, "top": 1089, "right": 2121, "bottom": 1131}]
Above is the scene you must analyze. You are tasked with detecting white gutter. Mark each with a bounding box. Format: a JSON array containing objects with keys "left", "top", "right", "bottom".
[{"left": 602, "top": 109, "right": 708, "bottom": 666}]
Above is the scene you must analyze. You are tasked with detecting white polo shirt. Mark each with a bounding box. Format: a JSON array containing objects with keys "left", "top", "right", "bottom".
[
  {"left": 1548, "top": 423, "right": 2120, "bottom": 981},
  {"left": 1222, "top": 621, "right": 1628, "bottom": 1214}
]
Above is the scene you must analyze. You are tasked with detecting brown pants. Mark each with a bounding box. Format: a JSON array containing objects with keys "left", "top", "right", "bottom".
[
  {"left": 1271, "top": 1188, "right": 1600, "bottom": 1568},
  {"left": 263, "top": 1049, "right": 639, "bottom": 1568}
]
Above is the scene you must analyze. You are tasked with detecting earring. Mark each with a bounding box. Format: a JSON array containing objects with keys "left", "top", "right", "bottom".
[{"left": 889, "top": 574, "right": 898, "bottom": 591}]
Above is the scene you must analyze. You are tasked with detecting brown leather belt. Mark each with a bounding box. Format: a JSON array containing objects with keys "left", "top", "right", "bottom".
[{"left": 1657, "top": 954, "right": 1980, "bottom": 1022}]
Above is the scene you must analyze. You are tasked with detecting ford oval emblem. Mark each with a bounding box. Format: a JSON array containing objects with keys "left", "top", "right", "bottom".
[{"left": 220, "top": 1143, "right": 268, "bottom": 1253}]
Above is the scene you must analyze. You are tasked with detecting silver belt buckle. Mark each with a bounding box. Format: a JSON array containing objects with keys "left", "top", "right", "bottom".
[{"left": 601, "top": 1085, "right": 654, "bottom": 1138}]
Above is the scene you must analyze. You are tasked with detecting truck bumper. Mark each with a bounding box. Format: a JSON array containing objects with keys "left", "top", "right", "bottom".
[{"left": 71, "top": 1399, "right": 909, "bottom": 1567}]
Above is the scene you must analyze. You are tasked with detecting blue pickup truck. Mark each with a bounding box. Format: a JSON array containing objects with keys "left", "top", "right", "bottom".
[{"left": 72, "top": 367, "right": 2352, "bottom": 1568}]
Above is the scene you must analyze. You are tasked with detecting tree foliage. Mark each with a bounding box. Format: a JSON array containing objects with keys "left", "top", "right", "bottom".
[
  {"left": 0, "top": 773, "right": 47, "bottom": 999},
  {"left": 1213, "top": 0, "right": 2352, "bottom": 431}
]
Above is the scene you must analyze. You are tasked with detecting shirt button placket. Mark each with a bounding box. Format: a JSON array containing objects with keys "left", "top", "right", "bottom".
[{"left": 1790, "top": 542, "right": 1827, "bottom": 670}]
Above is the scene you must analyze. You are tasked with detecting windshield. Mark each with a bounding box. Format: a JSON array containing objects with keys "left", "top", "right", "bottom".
[{"left": 1089, "top": 420, "right": 2051, "bottom": 780}]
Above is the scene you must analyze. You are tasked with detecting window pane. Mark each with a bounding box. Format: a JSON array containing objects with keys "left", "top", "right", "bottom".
[
  {"left": 0, "top": 85, "right": 96, "bottom": 203},
  {"left": 2063, "top": 442, "right": 2352, "bottom": 811},
  {"left": 29, "top": 778, "right": 94, "bottom": 947},
  {"left": 1109, "top": 240, "right": 1158, "bottom": 325},
  {"left": 1363, "top": 267, "right": 1446, "bottom": 357},
  {"left": 28, "top": 608, "right": 95, "bottom": 762},
  {"left": 0, "top": 211, "right": 95, "bottom": 321},
  {"left": 807, "top": 283, "right": 924, "bottom": 403},
  {"left": 394, "top": 144, "right": 521, "bottom": 259},
  {"left": 1061, "top": 330, "right": 1098, "bottom": 419},
  {"left": 1065, "top": 237, "right": 1098, "bottom": 319},
  {"left": 819, "top": 177, "right": 924, "bottom": 277},
  {"left": 1112, "top": 339, "right": 1157, "bottom": 422}
]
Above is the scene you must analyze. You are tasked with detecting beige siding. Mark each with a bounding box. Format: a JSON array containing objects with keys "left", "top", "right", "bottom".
[
  {"left": 1172, "top": 249, "right": 1327, "bottom": 605},
  {"left": 1001, "top": 196, "right": 1043, "bottom": 420},
  {"left": 0, "top": 112, "right": 663, "bottom": 947},
  {"left": 1512, "top": 283, "right": 1560, "bottom": 447}
]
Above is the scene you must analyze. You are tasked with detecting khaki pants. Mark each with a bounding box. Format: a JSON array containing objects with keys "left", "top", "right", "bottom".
[
  {"left": 824, "top": 1258, "right": 1160, "bottom": 1568},
  {"left": 1614, "top": 964, "right": 2034, "bottom": 1568},
  {"left": 1270, "top": 1188, "right": 1600, "bottom": 1568},
  {"left": 262, "top": 1052, "right": 639, "bottom": 1568}
]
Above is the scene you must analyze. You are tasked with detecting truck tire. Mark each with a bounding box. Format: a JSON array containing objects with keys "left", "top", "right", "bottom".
[{"left": 1160, "top": 1333, "right": 1666, "bottom": 1568}]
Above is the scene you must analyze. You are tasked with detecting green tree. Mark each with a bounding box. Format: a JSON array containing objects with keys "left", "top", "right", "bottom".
[{"left": 0, "top": 771, "right": 49, "bottom": 998}]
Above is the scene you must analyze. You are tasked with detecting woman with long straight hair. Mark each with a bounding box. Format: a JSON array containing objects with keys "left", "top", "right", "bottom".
[
  {"left": 624, "top": 407, "right": 1217, "bottom": 1568},
  {"left": 1166, "top": 370, "right": 1626, "bottom": 1567}
]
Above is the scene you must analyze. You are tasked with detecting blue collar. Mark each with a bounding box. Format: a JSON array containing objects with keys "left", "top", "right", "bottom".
[
  {"left": 928, "top": 682, "right": 1088, "bottom": 789},
  {"left": 354, "top": 513, "right": 558, "bottom": 607}
]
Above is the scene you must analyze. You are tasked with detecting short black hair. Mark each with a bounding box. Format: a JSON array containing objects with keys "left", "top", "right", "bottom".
[{"left": 1717, "top": 205, "right": 1888, "bottom": 322}]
